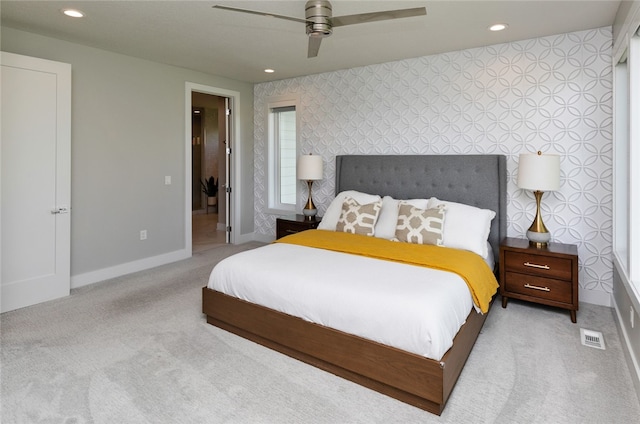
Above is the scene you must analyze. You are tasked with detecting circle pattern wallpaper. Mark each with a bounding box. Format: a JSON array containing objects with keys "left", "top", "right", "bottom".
[{"left": 254, "top": 27, "right": 613, "bottom": 304}]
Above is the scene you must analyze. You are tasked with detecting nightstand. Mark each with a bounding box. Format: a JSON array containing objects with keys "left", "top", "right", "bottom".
[
  {"left": 499, "top": 237, "right": 579, "bottom": 323},
  {"left": 276, "top": 215, "right": 322, "bottom": 239}
]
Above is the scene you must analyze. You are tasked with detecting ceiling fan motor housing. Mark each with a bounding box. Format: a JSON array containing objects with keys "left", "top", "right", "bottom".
[{"left": 306, "top": 0, "right": 333, "bottom": 37}]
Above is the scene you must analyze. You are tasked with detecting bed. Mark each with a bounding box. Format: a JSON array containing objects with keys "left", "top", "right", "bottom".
[{"left": 202, "top": 154, "right": 507, "bottom": 415}]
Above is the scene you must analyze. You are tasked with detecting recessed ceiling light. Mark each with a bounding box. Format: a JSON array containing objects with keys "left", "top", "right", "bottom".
[
  {"left": 62, "top": 9, "right": 85, "bottom": 18},
  {"left": 264, "top": 69, "right": 275, "bottom": 73},
  {"left": 489, "top": 23, "right": 508, "bottom": 32}
]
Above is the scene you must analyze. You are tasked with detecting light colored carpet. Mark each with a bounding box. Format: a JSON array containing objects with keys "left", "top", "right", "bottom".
[{"left": 1, "top": 242, "right": 639, "bottom": 423}]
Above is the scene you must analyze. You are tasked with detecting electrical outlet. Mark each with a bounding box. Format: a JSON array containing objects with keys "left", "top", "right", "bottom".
[
  {"left": 631, "top": 306, "right": 635, "bottom": 329},
  {"left": 140, "top": 230, "right": 147, "bottom": 240}
]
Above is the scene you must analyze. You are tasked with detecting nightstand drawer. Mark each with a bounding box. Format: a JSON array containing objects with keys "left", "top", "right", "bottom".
[
  {"left": 276, "top": 215, "right": 321, "bottom": 239},
  {"left": 279, "top": 227, "right": 299, "bottom": 234},
  {"left": 281, "top": 221, "right": 316, "bottom": 232},
  {"left": 277, "top": 225, "right": 306, "bottom": 238},
  {"left": 504, "top": 251, "right": 573, "bottom": 281},
  {"left": 504, "top": 272, "right": 572, "bottom": 304}
]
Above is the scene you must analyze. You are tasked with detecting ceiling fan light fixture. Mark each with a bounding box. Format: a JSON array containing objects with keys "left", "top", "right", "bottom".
[
  {"left": 489, "top": 23, "right": 508, "bottom": 32},
  {"left": 62, "top": 9, "right": 85, "bottom": 18},
  {"left": 307, "top": 26, "right": 332, "bottom": 37}
]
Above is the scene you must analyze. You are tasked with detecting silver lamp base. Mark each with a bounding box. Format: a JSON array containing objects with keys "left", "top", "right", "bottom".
[
  {"left": 302, "top": 208, "right": 317, "bottom": 217},
  {"left": 527, "top": 229, "right": 550, "bottom": 248}
]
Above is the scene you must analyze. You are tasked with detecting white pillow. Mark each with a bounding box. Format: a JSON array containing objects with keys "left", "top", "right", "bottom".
[
  {"left": 427, "top": 197, "right": 496, "bottom": 258},
  {"left": 484, "top": 242, "right": 495, "bottom": 270},
  {"left": 374, "top": 196, "right": 429, "bottom": 239},
  {"left": 318, "top": 190, "right": 382, "bottom": 231}
]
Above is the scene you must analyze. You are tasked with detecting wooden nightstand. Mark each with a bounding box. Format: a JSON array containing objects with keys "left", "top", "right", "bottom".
[
  {"left": 276, "top": 215, "right": 322, "bottom": 239},
  {"left": 499, "top": 237, "right": 579, "bottom": 323}
]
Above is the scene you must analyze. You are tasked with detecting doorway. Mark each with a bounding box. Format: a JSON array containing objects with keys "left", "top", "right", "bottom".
[
  {"left": 185, "top": 82, "right": 240, "bottom": 255},
  {"left": 191, "top": 92, "right": 228, "bottom": 252}
]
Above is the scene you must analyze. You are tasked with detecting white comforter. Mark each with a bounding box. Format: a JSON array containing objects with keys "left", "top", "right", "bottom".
[{"left": 207, "top": 242, "right": 474, "bottom": 361}]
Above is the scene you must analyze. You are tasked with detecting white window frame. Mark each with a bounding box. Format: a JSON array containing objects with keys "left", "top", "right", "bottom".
[
  {"left": 629, "top": 34, "right": 640, "bottom": 286},
  {"left": 613, "top": 27, "right": 640, "bottom": 304},
  {"left": 266, "top": 95, "right": 300, "bottom": 214},
  {"left": 628, "top": 34, "right": 640, "bottom": 284}
]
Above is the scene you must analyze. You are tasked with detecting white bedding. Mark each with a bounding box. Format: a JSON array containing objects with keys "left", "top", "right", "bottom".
[{"left": 207, "top": 242, "right": 475, "bottom": 361}]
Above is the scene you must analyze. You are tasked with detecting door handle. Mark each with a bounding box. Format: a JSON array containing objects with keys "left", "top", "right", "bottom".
[{"left": 51, "top": 207, "right": 69, "bottom": 214}]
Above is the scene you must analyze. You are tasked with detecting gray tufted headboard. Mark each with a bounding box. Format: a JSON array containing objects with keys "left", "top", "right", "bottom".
[{"left": 335, "top": 154, "right": 507, "bottom": 261}]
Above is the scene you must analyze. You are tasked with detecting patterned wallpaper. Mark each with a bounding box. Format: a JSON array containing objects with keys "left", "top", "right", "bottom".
[{"left": 254, "top": 27, "right": 613, "bottom": 305}]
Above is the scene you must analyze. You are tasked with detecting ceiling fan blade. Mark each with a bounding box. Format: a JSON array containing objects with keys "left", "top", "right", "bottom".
[
  {"left": 331, "top": 7, "right": 426, "bottom": 27},
  {"left": 212, "top": 5, "right": 308, "bottom": 24},
  {"left": 308, "top": 36, "right": 322, "bottom": 58}
]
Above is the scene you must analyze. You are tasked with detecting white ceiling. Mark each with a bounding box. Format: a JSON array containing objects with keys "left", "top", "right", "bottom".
[{"left": 0, "top": 1, "right": 621, "bottom": 83}]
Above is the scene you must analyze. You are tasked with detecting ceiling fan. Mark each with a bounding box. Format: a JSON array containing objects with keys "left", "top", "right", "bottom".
[{"left": 213, "top": 1, "right": 426, "bottom": 58}]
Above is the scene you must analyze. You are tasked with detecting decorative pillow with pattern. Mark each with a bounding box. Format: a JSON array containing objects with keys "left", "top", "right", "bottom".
[
  {"left": 336, "top": 197, "right": 382, "bottom": 236},
  {"left": 317, "top": 190, "right": 382, "bottom": 231},
  {"left": 374, "top": 196, "right": 430, "bottom": 239},
  {"left": 395, "top": 203, "right": 446, "bottom": 245}
]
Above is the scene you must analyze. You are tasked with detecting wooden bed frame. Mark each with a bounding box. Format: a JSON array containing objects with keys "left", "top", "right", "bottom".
[{"left": 203, "top": 154, "right": 507, "bottom": 415}]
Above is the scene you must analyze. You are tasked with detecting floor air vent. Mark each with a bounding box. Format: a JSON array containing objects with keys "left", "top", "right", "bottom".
[{"left": 580, "top": 328, "right": 605, "bottom": 350}]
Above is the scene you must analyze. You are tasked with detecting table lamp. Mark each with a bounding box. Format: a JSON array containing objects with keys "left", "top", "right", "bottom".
[
  {"left": 297, "top": 153, "right": 323, "bottom": 218},
  {"left": 517, "top": 151, "right": 561, "bottom": 248}
]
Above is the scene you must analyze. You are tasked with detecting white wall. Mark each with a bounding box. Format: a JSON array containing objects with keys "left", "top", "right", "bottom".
[
  {"left": 254, "top": 27, "right": 613, "bottom": 307},
  {"left": 1, "top": 27, "right": 254, "bottom": 284}
]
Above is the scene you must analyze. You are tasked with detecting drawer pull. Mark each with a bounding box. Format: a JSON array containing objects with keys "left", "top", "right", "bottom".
[
  {"left": 523, "top": 261, "right": 550, "bottom": 270},
  {"left": 524, "top": 283, "right": 551, "bottom": 292},
  {"left": 285, "top": 229, "right": 297, "bottom": 234}
]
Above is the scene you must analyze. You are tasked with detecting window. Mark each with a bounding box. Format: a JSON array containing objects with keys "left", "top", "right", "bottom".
[
  {"left": 629, "top": 34, "right": 640, "bottom": 284},
  {"left": 267, "top": 97, "right": 299, "bottom": 213},
  {"left": 274, "top": 106, "right": 296, "bottom": 205},
  {"left": 614, "top": 56, "right": 630, "bottom": 271},
  {"left": 614, "top": 31, "right": 640, "bottom": 296}
]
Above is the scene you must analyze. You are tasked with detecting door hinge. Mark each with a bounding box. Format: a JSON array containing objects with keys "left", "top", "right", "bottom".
[
  {"left": 226, "top": 147, "right": 231, "bottom": 155},
  {"left": 226, "top": 225, "right": 232, "bottom": 232},
  {"left": 225, "top": 186, "right": 232, "bottom": 193},
  {"left": 225, "top": 108, "right": 231, "bottom": 116}
]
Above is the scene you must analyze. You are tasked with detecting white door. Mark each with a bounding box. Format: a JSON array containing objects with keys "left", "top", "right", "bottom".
[
  {"left": 224, "top": 97, "right": 231, "bottom": 243},
  {"left": 1, "top": 52, "right": 71, "bottom": 313}
]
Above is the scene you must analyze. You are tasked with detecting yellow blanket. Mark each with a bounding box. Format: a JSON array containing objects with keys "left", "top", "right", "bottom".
[{"left": 276, "top": 230, "right": 498, "bottom": 313}]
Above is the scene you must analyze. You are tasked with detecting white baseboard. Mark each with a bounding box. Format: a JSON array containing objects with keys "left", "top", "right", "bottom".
[
  {"left": 70, "top": 231, "right": 268, "bottom": 290},
  {"left": 70, "top": 249, "right": 191, "bottom": 289},
  {"left": 232, "top": 231, "right": 273, "bottom": 245},
  {"left": 579, "top": 289, "right": 612, "bottom": 307},
  {"left": 253, "top": 233, "right": 275, "bottom": 243},
  {"left": 613, "top": 296, "right": 640, "bottom": 405}
]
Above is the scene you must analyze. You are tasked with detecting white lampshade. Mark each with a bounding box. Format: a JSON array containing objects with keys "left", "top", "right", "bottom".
[
  {"left": 517, "top": 152, "right": 560, "bottom": 191},
  {"left": 297, "top": 154, "right": 323, "bottom": 181}
]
